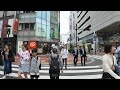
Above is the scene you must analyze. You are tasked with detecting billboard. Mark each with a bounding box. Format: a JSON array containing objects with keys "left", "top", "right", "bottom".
[
  {"left": 0, "top": 21, "right": 3, "bottom": 38},
  {"left": 17, "top": 41, "right": 23, "bottom": 53}
]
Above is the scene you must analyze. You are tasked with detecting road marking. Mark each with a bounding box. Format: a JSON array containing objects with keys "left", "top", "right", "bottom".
[
  {"left": 10, "top": 68, "right": 103, "bottom": 73},
  {"left": 0, "top": 70, "right": 102, "bottom": 79}
]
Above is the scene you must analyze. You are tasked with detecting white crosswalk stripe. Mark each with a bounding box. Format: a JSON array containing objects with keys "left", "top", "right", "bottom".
[{"left": 0, "top": 64, "right": 103, "bottom": 79}]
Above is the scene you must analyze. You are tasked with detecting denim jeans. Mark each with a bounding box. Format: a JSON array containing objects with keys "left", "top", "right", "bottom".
[{"left": 4, "top": 60, "right": 12, "bottom": 75}]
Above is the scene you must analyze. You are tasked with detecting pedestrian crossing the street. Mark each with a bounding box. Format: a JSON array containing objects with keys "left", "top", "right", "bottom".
[{"left": 0, "top": 64, "right": 103, "bottom": 79}]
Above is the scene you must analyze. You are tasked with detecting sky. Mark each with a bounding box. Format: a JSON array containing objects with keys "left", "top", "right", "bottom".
[{"left": 60, "top": 11, "right": 70, "bottom": 34}]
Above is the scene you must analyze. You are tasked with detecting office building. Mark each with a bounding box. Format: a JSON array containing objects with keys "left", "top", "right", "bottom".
[{"left": 70, "top": 11, "right": 120, "bottom": 53}]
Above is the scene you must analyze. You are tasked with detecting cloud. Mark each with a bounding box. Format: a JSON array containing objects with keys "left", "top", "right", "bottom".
[{"left": 60, "top": 11, "right": 70, "bottom": 34}]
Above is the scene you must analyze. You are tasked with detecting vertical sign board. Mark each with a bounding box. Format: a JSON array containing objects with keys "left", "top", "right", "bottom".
[
  {"left": 14, "top": 18, "right": 19, "bottom": 33},
  {"left": 3, "top": 19, "right": 8, "bottom": 38},
  {"left": 17, "top": 41, "right": 23, "bottom": 53}
]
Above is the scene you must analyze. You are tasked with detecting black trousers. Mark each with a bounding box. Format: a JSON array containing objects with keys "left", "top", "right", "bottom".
[
  {"left": 49, "top": 69, "right": 60, "bottom": 79},
  {"left": 102, "top": 72, "right": 115, "bottom": 79},
  {"left": 81, "top": 55, "right": 86, "bottom": 66},
  {"left": 74, "top": 56, "right": 78, "bottom": 65},
  {"left": 50, "top": 74, "right": 59, "bottom": 79},
  {"left": 62, "top": 58, "right": 67, "bottom": 68}
]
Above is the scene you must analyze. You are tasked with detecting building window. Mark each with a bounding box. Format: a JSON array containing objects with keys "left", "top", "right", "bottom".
[
  {"left": 42, "top": 20, "right": 46, "bottom": 25},
  {"left": 77, "top": 11, "right": 88, "bottom": 23},
  {"left": 36, "top": 11, "right": 42, "bottom": 19},
  {"left": 42, "top": 11, "right": 47, "bottom": 20},
  {"left": 47, "top": 25, "right": 50, "bottom": 39},
  {"left": 47, "top": 11, "right": 50, "bottom": 22},
  {"left": 30, "top": 23, "right": 35, "bottom": 30},
  {"left": 77, "top": 11, "right": 83, "bottom": 18},
  {"left": 78, "top": 16, "right": 90, "bottom": 29},
  {"left": 18, "top": 23, "right": 23, "bottom": 30},
  {"left": 42, "top": 24, "right": 46, "bottom": 37},
  {"left": 36, "top": 18, "right": 42, "bottom": 24},
  {"left": 25, "top": 23, "right": 29, "bottom": 30},
  {"left": 47, "top": 21, "right": 50, "bottom": 26}
]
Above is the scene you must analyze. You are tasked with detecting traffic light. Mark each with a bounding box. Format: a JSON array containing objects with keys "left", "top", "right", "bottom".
[{"left": 7, "top": 28, "right": 10, "bottom": 35}]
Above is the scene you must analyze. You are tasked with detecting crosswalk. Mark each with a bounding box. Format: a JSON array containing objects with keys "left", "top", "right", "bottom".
[
  {"left": 0, "top": 64, "right": 103, "bottom": 79},
  {"left": 87, "top": 55, "right": 102, "bottom": 60}
]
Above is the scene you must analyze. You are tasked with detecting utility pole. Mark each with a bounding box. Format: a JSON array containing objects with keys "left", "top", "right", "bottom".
[
  {"left": 1, "top": 11, "right": 7, "bottom": 50},
  {"left": 7, "top": 28, "right": 11, "bottom": 44},
  {"left": 93, "top": 31, "right": 97, "bottom": 54},
  {"left": 75, "top": 24, "right": 77, "bottom": 47},
  {"left": 70, "top": 34, "right": 71, "bottom": 48}
]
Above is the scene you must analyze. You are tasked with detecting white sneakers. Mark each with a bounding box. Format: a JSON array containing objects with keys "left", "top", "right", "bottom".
[
  {"left": 1, "top": 75, "right": 6, "bottom": 79},
  {"left": 1, "top": 73, "right": 12, "bottom": 79}
]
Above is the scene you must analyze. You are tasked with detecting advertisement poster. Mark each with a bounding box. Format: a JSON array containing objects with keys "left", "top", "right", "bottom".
[
  {"left": 17, "top": 41, "right": 23, "bottom": 53},
  {"left": 54, "top": 25, "right": 58, "bottom": 39}
]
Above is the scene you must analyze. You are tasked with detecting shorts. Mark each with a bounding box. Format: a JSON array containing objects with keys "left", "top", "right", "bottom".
[{"left": 19, "top": 64, "right": 29, "bottom": 73}]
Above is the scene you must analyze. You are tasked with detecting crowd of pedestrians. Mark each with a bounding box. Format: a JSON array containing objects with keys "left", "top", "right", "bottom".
[{"left": 0, "top": 43, "right": 88, "bottom": 79}]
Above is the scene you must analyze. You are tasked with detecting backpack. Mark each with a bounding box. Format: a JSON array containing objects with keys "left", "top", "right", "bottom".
[
  {"left": 30, "top": 56, "right": 41, "bottom": 70},
  {"left": 50, "top": 54, "right": 59, "bottom": 70}
]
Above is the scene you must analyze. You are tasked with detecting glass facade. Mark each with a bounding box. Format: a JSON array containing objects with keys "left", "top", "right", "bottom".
[
  {"left": 36, "top": 11, "right": 48, "bottom": 37},
  {"left": 50, "top": 11, "right": 59, "bottom": 39},
  {"left": 36, "top": 11, "right": 59, "bottom": 40}
]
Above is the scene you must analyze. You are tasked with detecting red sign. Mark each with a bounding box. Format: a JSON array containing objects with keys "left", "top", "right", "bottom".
[
  {"left": 29, "top": 41, "right": 37, "bottom": 49},
  {"left": 3, "top": 19, "right": 8, "bottom": 38},
  {"left": 14, "top": 18, "right": 18, "bottom": 33}
]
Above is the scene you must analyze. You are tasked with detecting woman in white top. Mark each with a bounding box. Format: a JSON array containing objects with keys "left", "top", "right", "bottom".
[
  {"left": 61, "top": 45, "right": 68, "bottom": 69},
  {"left": 102, "top": 44, "right": 120, "bottom": 79},
  {"left": 17, "top": 44, "right": 30, "bottom": 79}
]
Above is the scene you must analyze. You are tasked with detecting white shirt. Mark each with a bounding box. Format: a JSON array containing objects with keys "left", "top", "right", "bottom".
[
  {"left": 102, "top": 54, "right": 120, "bottom": 79},
  {"left": 61, "top": 49, "right": 68, "bottom": 59},
  {"left": 18, "top": 50, "right": 30, "bottom": 65}
]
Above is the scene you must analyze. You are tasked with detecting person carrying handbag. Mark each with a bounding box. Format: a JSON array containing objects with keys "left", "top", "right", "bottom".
[{"left": 102, "top": 44, "right": 120, "bottom": 79}]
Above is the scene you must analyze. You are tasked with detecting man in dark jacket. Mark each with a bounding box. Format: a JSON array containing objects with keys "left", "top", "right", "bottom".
[
  {"left": 72, "top": 46, "right": 79, "bottom": 66},
  {"left": 80, "top": 45, "right": 87, "bottom": 66}
]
